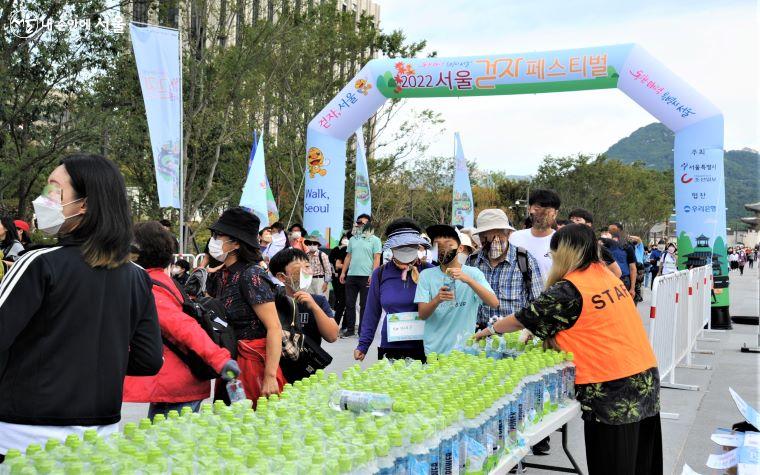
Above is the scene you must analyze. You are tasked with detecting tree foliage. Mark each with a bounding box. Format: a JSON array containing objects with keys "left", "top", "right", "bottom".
[{"left": 533, "top": 153, "right": 674, "bottom": 237}]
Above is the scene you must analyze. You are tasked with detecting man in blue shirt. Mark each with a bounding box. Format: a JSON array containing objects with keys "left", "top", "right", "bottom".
[
  {"left": 648, "top": 240, "right": 666, "bottom": 289},
  {"left": 415, "top": 224, "right": 498, "bottom": 355}
]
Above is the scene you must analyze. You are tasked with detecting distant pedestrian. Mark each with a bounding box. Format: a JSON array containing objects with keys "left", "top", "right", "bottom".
[
  {"left": 738, "top": 249, "right": 747, "bottom": 276},
  {"left": 729, "top": 249, "right": 739, "bottom": 272},
  {"left": 657, "top": 243, "right": 678, "bottom": 276}
]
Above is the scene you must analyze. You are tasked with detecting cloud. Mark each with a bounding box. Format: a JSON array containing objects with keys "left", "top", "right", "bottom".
[{"left": 375, "top": 0, "right": 758, "bottom": 174}]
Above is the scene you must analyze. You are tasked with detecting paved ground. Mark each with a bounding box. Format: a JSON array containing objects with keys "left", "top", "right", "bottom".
[{"left": 122, "top": 266, "right": 760, "bottom": 475}]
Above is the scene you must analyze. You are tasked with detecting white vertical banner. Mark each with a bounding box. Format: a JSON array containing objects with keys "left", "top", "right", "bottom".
[
  {"left": 129, "top": 23, "right": 182, "bottom": 209},
  {"left": 451, "top": 132, "right": 474, "bottom": 228},
  {"left": 240, "top": 134, "right": 269, "bottom": 225},
  {"left": 354, "top": 129, "right": 372, "bottom": 219}
]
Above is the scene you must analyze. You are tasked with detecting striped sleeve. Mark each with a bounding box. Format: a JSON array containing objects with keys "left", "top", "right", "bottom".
[{"left": 0, "top": 247, "right": 59, "bottom": 351}]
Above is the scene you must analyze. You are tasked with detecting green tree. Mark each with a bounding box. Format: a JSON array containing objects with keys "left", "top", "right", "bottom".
[
  {"left": 0, "top": 1, "right": 121, "bottom": 217},
  {"left": 533, "top": 154, "right": 673, "bottom": 237}
]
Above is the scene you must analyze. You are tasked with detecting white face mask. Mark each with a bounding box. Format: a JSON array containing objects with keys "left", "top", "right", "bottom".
[
  {"left": 32, "top": 195, "right": 84, "bottom": 236},
  {"left": 170, "top": 266, "right": 182, "bottom": 275},
  {"left": 392, "top": 246, "right": 419, "bottom": 264},
  {"left": 457, "top": 252, "right": 469, "bottom": 265},
  {"left": 657, "top": 244, "right": 665, "bottom": 251},
  {"left": 291, "top": 231, "right": 302, "bottom": 239},
  {"left": 417, "top": 250, "right": 426, "bottom": 260},
  {"left": 340, "top": 238, "right": 349, "bottom": 247},
  {"left": 307, "top": 244, "right": 319, "bottom": 253},
  {"left": 208, "top": 237, "right": 231, "bottom": 261}
]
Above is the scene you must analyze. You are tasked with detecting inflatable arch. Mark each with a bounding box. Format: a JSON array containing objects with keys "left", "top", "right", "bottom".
[{"left": 303, "top": 44, "right": 730, "bottom": 314}]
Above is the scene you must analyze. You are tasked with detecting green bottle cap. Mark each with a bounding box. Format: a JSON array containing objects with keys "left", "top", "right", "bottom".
[
  {"left": 44, "top": 438, "right": 61, "bottom": 452},
  {"left": 338, "top": 454, "right": 352, "bottom": 472},
  {"left": 4, "top": 448, "right": 21, "bottom": 461},
  {"left": 65, "top": 434, "right": 81, "bottom": 449}
]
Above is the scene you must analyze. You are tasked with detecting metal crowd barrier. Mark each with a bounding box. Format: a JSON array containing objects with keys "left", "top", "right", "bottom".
[
  {"left": 173, "top": 253, "right": 206, "bottom": 269},
  {"left": 648, "top": 265, "right": 715, "bottom": 420}
]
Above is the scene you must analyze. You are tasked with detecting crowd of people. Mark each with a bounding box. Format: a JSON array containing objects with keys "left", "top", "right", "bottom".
[
  {"left": 3, "top": 153, "right": 751, "bottom": 473},
  {"left": 729, "top": 245, "right": 757, "bottom": 276}
]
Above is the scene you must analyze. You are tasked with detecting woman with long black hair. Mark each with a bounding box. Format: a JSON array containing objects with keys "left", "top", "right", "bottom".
[
  {"left": 0, "top": 153, "right": 163, "bottom": 461},
  {"left": 475, "top": 224, "right": 661, "bottom": 475}
]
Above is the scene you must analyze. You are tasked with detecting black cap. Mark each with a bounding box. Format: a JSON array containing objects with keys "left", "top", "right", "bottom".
[
  {"left": 425, "top": 224, "right": 460, "bottom": 244},
  {"left": 209, "top": 207, "right": 260, "bottom": 249}
]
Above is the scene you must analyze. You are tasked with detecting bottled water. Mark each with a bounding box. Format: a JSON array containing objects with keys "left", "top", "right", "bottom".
[
  {"left": 328, "top": 389, "right": 393, "bottom": 416},
  {"left": 531, "top": 363, "right": 545, "bottom": 423},
  {"left": 3, "top": 348, "right": 573, "bottom": 475},
  {"left": 225, "top": 375, "right": 247, "bottom": 404},
  {"left": 444, "top": 273, "right": 457, "bottom": 301},
  {"left": 566, "top": 352, "right": 576, "bottom": 400},
  {"left": 408, "top": 429, "right": 430, "bottom": 474}
]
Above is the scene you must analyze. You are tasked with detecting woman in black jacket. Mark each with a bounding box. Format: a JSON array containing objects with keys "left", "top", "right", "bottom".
[{"left": 0, "top": 154, "right": 163, "bottom": 461}]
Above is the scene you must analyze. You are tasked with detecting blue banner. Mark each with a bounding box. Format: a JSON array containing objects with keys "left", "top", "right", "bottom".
[
  {"left": 354, "top": 129, "right": 372, "bottom": 220},
  {"left": 303, "top": 133, "right": 347, "bottom": 247},
  {"left": 452, "top": 133, "right": 474, "bottom": 228},
  {"left": 129, "top": 24, "right": 182, "bottom": 208},
  {"left": 240, "top": 133, "right": 269, "bottom": 226}
]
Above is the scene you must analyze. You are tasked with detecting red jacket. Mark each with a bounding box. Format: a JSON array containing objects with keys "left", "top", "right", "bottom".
[{"left": 123, "top": 269, "right": 230, "bottom": 403}]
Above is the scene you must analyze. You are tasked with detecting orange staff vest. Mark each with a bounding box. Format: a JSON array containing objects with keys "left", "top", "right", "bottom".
[{"left": 555, "top": 262, "right": 657, "bottom": 385}]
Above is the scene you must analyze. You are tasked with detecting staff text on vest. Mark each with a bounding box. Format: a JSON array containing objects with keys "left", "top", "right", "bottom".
[{"left": 590, "top": 283, "right": 631, "bottom": 310}]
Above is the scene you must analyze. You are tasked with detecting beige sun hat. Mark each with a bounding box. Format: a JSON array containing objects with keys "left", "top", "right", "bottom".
[{"left": 473, "top": 209, "right": 516, "bottom": 234}]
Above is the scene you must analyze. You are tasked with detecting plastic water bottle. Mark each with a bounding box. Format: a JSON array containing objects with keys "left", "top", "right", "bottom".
[
  {"left": 408, "top": 429, "right": 430, "bottom": 474},
  {"left": 388, "top": 428, "right": 408, "bottom": 475},
  {"left": 564, "top": 352, "right": 576, "bottom": 401},
  {"left": 444, "top": 273, "right": 457, "bottom": 301},
  {"left": 225, "top": 373, "right": 246, "bottom": 404},
  {"left": 375, "top": 439, "right": 395, "bottom": 475},
  {"left": 531, "top": 363, "right": 545, "bottom": 423},
  {"left": 328, "top": 390, "right": 393, "bottom": 416},
  {"left": 439, "top": 413, "right": 459, "bottom": 475},
  {"left": 486, "top": 337, "right": 502, "bottom": 360},
  {"left": 462, "top": 407, "right": 487, "bottom": 474}
]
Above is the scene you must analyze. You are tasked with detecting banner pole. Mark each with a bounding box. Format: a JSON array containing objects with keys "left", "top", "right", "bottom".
[{"left": 177, "top": 11, "right": 185, "bottom": 254}]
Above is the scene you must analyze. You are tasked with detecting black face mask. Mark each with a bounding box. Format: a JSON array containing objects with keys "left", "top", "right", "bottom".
[{"left": 438, "top": 248, "right": 458, "bottom": 265}]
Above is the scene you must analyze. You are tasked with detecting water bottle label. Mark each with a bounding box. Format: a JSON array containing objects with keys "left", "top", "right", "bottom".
[
  {"left": 409, "top": 455, "right": 429, "bottom": 475},
  {"left": 450, "top": 440, "right": 460, "bottom": 475},
  {"left": 464, "top": 435, "right": 486, "bottom": 473},
  {"left": 443, "top": 440, "right": 456, "bottom": 475},
  {"left": 430, "top": 450, "right": 440, "bottom": 475}
]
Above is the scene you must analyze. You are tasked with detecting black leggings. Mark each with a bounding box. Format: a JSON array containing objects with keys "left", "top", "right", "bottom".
[{"left": 584, "top": 414, "right": 663, "bottom": 475}]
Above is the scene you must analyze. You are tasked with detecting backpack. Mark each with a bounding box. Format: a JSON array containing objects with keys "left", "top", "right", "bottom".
[
  {"left": 464, "top": 247, "right": 534, "bottom": 300},
  {"left": 151, "top": 278, "right": 237, "bottom": 380},
  {"left": 514, "top": 246, "right": 534, "bottom": 301},
  {"left": 183, "top": 267, "right": 208, "bottom": 298}
]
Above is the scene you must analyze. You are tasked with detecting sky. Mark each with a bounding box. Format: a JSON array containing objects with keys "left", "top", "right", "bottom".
[{"left": 374, "top": 0, "right": 758, "bottom": 175}]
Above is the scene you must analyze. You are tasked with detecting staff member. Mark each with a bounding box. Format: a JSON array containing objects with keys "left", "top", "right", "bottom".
[{"left": 475, "top": 224, "right": 661, "bottom": 475}]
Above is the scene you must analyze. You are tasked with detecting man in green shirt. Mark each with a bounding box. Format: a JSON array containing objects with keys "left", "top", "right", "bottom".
[{"left": 339, "top": 214, "right": 381, "bottom": 337}]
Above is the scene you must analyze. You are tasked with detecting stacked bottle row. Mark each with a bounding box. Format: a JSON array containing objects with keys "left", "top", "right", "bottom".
[
  {"left": 457, "top": 332, "right": 542, "bottom": 360},
  {"left": 0, "top": 349, "right": 575, "bottom": 475}
]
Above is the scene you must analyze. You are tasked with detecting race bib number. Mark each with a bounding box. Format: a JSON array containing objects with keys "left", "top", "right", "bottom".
[{"left": 386, "top": 312, "right": 424, "bottom": 342}]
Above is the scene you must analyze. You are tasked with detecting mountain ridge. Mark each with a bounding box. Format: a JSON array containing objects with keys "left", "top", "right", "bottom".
[{"left": 604, "top": 122, "right": 759, "bottom": 228}]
